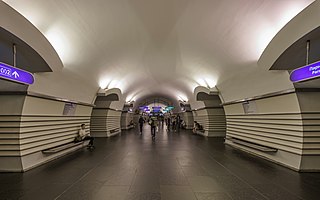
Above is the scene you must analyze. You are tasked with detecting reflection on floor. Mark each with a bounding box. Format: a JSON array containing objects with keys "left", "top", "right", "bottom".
[{"left": 1, "top": 124, "right": 320, "bottom": 200}]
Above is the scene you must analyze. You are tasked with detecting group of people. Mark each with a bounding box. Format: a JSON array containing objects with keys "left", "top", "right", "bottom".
[
  {"left": 138, "top": 114, "right": 188, "bottom": 140},
  {"left": 165, "top": 114, "right": 183, "bottom": 132},
  {"left": 139, "top": 115, "right": 158, "bottom": 140},
  {"left": 76, "top": 115, "right": 190, "bottom": 146}
]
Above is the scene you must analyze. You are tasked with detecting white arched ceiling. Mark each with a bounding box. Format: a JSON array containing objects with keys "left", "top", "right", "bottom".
[
  {"left": 259, "top": 0, "right": 320, "bottom": 71},
  {"left": 0, "top": 2, "right": 63, "bottom": 72},
  {"left": 2, "top": 0, "right": 315, "bottom": 105}
]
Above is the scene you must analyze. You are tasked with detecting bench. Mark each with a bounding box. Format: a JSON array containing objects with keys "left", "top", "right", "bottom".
[
  {"left": 42, "top": 141, "right": 88, "bottom": 154},
  {"left": 110, "top": 128, "right": 120, "bottom": 134},
  {"left": 127, "top": 124, "right": 135, "bottom": 129},
  {"left": 230, "top": 138, "right": 277, "bottom": 152},
  {"left": 196, "top": 129, "right": 205, "bottom": 135}
]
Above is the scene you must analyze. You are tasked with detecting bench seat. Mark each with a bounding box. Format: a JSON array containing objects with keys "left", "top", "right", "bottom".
[
  {"left": 195, "top": 129, "right": 205, "bottom": 135},
  {"left": 42, "top": 141, "right": 85, "bottom": 154},
  {"left": 230, "top": 138, "right": 277, "bottom": 152}
]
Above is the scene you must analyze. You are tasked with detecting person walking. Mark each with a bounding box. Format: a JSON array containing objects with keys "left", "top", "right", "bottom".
[
  {"left": 177, "top": 114, "right": 181, "bottom": 132},
  {"left": 172, "top": 116, "right": 176, "bottom": 132},
  {"left": 138, "top": 115, "right": 145, "bottom": 134},
  {"left": 167, "top": 116, "right": 171, "bottom": 132},
  {"left": 149, "top": 117, "right": 157, "bottom": 140}
]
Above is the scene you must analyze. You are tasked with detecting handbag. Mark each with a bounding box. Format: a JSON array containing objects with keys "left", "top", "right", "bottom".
[{"left": 74, "top": 135, "right": 82, "bottom": 143}]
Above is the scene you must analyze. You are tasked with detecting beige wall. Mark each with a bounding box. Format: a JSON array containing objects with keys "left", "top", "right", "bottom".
[
  {"left": 121, "top": 112, "right": 134, "bottom": 130},
  {"left": 0, "top": 94, "right": 93, "bottom": 172},
  {"left": 224, "top": 92, "right": 320, "bottom": 171},
  {"left": 181, "top": 111, "right": 194, "bottom": 129},
  {"left": 90, "top": 108, "right": 122, "bottom": 137},
  {"left": 193, "top": 107, "right": 226, "bottom": 137}
]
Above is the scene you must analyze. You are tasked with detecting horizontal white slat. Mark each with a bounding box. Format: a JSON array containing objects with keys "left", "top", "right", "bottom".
[
  {"left": 227, "top": 131, "right": 303, "bottom": 150},
  {"left": 227, "top": 128, "right": 303, "bottom": 144},
  {"left": 227, "top": 121, "right": 303, "bottom": 132},
  {"left": 227, "top": 119, "right": 303, "bottom": 126},
  {"left": 227, "top": 124, "right": 302, "bottom": 137},
  {"left": 226, "top": 136, "right": 302, "bottom": 154},
  {"left": 226, "top": 114, "right": 302, "bottom": 119}
]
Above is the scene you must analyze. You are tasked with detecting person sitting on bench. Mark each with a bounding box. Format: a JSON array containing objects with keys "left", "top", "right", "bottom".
[
  {"left": 192, "top": 121, "right": 203, "bottom": 134},
  {"left": 78, "top": 124, "right": 94, "bottom": 148}
]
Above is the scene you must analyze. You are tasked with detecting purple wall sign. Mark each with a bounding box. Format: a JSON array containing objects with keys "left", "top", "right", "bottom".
[
  {"left": 0, "top": 62, "right": 34, "bottom": 85},
  {"left": 290, "top": 61, "right": 320, "bottom": 83}
]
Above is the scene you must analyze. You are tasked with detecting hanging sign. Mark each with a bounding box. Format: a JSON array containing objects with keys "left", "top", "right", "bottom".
[
  {"left": 290, "top": 61, "right": 320, "bottom": 83},
  {"left": 0, "top": 62, "right": 34, "bottom": 85}
]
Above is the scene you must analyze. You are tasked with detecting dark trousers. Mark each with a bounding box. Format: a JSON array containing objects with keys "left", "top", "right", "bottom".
[
  {"left": 83, "top": 136, "right": 94, "bottom": 146},
  {"left": 151, "top": 126, "right": 156, "bottom": 138},
  {"left": 139, "top": 123, "right": 143, "bottom": 132}
]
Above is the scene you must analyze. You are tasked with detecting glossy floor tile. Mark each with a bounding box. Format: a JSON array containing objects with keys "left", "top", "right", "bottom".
[{"left": 1, "top": 125, "right": 320, "bottom": 200}]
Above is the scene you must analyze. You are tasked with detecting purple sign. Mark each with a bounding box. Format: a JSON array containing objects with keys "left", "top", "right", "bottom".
[
  {"left": 0, "top": 62, "right": 34, "bottom": 85},
  {"left": 290, "top": 61, "right": 320, "bottom": 83},
  {"left": 139, "top": 106, "right": 149, "bottom": 110}
]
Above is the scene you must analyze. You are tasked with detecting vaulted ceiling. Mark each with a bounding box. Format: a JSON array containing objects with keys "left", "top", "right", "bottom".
[{"left": 2, "top": 0, "right": 315, "bottom": 105}]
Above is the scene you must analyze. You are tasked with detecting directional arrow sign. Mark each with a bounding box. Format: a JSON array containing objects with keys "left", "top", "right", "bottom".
[
  {"left": 290, "top": 61, "right": 320, "bottom": 83},
  {"left": 0, "top": 62, "right": 34, "bottom": 85}
]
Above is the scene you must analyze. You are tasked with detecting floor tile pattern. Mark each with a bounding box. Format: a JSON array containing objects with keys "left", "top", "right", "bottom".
[{"left": 1, "top": 125, "right": 320, "bottom": 200}]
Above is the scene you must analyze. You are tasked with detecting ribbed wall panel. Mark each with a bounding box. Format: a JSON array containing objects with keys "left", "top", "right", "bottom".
[
  {"left": 226, "top": 112, "right": 320, "bottom": 156},
  {"left": 193, "top": 108, "right": 226, "bottom": 137},
  {"left": 228, "top": 121, "right": 303, "bottom": 131},
  {"left": 0, "top": 94, "right": 94, "bottom": 171},
  {"left": 226, "top": 113, "right": 304, "bottom": 154},
  {"left": 227, "top": 124, "right": 302, "bottom": 137},
  {"left": 180, "top": 111, "right": 194, "bottom": 129},
  {"left": 0, "top": 115, "right": 90, "bottom": 156},
  {"left": 302, "top": 113, "right": 320, "bottom": 156},
  {"left": 227, "top": 127, "right": 303, "bottom": 142},
  {"left": 121, "top": 112, "right": 134, "bottom": 129},
  {"left": 90, "top": 108, "right": 121, "bottom": 137},
  {"left": 0, "top": 115, "right": 20, "bottom": 156},
  {"left": 224, "top": 92, "right": 320, "bottom": 171}
]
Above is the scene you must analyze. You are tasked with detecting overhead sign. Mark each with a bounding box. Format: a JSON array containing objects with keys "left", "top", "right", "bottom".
[
  {"left": 0, "top": 62, "right": 34, "bottom": 85},
  {"left": 290, "top": 61, "right": 320, "bottom": 83},
  {"left": 165, "top": 106, "right": 174, "bottom": 111}
]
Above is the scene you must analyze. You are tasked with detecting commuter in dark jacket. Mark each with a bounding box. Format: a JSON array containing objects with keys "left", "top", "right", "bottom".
[{"left": 138, "top": 116, "right": 145, "bottom": 134}]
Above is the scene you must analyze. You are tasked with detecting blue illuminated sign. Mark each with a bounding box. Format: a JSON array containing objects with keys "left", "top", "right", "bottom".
[
  {"left": 139, "top": 106, "right": 149, "bottom": 111},
  {"left": 0, "top": 62, "right": 34, "bottom": 85},
  {"left": 165, "top": 106, "right": 174, "bottom": 111},
  {"left": 290, "top": 61, "right": 320, "bottom": 83}
]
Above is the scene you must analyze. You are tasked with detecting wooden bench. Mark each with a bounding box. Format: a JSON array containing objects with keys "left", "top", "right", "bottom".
[
  {"left": 42, "top": 141, "right": 88, "bottom": 154},
  {"left": 230, "top": 138, "right": 277, "bottom": 152}
]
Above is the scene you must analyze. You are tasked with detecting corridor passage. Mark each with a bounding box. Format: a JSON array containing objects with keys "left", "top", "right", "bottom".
[{"left": 1, "top": 125, "right": 320, "bottom": 200}]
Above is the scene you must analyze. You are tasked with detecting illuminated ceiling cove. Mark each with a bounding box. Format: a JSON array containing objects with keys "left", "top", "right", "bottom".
[{"left": 2, "top": 0, "right": 315, "bottom": 104}]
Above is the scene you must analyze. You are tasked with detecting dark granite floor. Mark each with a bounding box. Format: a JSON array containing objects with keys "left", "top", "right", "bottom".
[{"left": 1, "top": 124, "right": 320, "bottom": 200}]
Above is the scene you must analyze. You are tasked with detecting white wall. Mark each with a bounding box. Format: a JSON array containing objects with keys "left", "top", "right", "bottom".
[
  {"left": 224, "top": 93, "right": 305, "bottom": 171},
  {"left": 121, "top": 112, "right": 134, "bottom": 130},
  {"left": 0, "top": 2, "right": 63, "bottom": 72},
  {"left": 0, "top": 93, "right": 93, "bottom": 172},
  {"left": 180, "top": 111, "right": 194, "bottom": 129}
]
